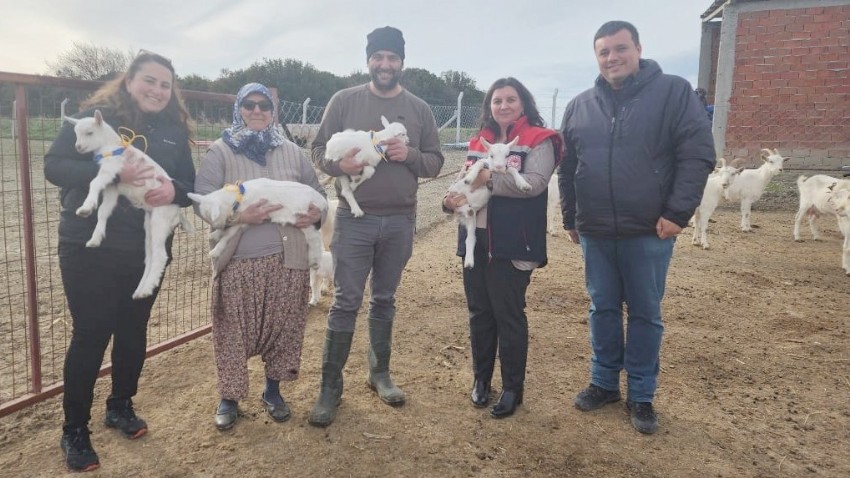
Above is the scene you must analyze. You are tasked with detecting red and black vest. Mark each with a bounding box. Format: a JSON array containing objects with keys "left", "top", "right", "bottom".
[{"left": 457, "top": 116, "right": 563, "bottom": 266}]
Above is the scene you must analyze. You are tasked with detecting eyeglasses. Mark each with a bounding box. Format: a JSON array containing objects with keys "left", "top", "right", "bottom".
[{"left": 240, "top": 100, "right": 274, "bottom": 112}]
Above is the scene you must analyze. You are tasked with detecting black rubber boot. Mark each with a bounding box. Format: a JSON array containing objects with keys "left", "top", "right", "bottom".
[
  {"left": 307, "top": 329, "right": 353, "bottom": 427},
  {"left": 365, "top": 318, "right": 405, "bottom": 406}
]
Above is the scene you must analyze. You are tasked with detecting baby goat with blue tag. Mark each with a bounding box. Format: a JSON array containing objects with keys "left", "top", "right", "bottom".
[{"left": 65, "top": 109, "right": 193, "bottom": 299}]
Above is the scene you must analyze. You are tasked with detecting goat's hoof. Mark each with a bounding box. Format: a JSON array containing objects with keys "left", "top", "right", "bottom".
[
  {"left": 794, "top": 238, "right": 804, "bottom": 242},
  {"left": 520, "top": 185, "right": 532, "bottom": 192},
  {"left": 85, "top": 239, "right": 102, "bottom": 248},
  {"left": 132, "top": 289, "right": 152, "bottom": 300},
  {"left": 352, "top": 210, "right": 364, "bottom": 218},
  {"left": 308, "top": 300, "right": 318, "bottom": 307},
  {"left": 702, "top": 245, "right": 710, "bottom": 250},
  {"left": 76, "top": 207, "right": 93, "bottom": 218}
]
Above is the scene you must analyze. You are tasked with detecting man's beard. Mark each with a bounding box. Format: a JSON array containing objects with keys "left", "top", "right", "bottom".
[{"left": 370, "top": 67, "right": 401, "bottom": 92}]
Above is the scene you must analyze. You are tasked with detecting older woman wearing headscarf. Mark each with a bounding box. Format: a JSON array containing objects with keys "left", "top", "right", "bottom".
[{"left": 194, "top": 82, "right": 326, "bottom": 430}]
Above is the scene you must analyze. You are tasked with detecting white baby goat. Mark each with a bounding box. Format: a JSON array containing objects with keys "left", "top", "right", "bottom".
[
  {"left": 547, "top": 172, "right": 561, "bottom": 236},
  {"left": 187, "top": 178, "right": 328, "bottom": 269},
  {"left": 309, "top": 250, "right": 334, "bottom": 306},
  {"left": 66, "top": 110, "right": 192, "bottom": 299},
  {"left": 324, "top": 116, "right": 408, "bottom": 217},
  {"left": 691, "top": 160, "right": 743, "bottom": 249},
  {"left": 793, "top": 174, "right": 850, "bottom": 242},
  {"left": 448, "top": 137, "right": 524, "bottom": 268},
  {"left": 321, "top": 198, "right": 338, "bottom": 250},
  {"left": 723, "top": 148, "right": 788, "bottom": 232}
]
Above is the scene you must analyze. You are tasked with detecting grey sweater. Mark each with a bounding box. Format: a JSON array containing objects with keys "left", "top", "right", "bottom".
[
  {"left": 311, "top": 84, "right": 444, "bottom": 215},
  {"left": 194, "top": 138, "right": 326, "bottom": 275}
]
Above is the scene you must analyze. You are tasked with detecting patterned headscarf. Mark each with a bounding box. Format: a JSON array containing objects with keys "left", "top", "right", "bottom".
[{"left": 221, "top": 82, "right": 287, "bottom": 166}]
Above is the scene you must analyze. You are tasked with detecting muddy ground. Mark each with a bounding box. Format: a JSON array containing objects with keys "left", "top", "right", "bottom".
[{"left": 1, "top": 170, "right": 848, "bottom": 478}]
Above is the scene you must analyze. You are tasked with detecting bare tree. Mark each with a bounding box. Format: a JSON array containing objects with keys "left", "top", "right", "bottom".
[{"left": 47, "top": 42, "right": 134, "bottom": 80}]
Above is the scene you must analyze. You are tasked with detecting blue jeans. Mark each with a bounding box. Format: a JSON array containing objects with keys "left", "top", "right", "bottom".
[
  {"left": 579, "top": 234, "right": 674, "bottom": 403},
  {"left": 327, "top": 209, "right": 415, "bottom": 332}
]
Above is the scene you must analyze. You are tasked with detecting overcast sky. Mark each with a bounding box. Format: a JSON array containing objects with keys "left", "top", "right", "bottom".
[{"left": 1, "top": 0, "right": 711, "bottom": 110}]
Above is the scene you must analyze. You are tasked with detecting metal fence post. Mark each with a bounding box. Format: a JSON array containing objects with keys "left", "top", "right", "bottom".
[
  {"left": 11, "top": 100, "right": 16, "bottom": 140},
  {"left": 551, "top": 89, "right": 558, "bottom": 130},
  {"left": 455, "top": 91, "right": 464, "bottom": 145},
  {"left": 302, "top": 98, "right": 311, "bottom": 128}
]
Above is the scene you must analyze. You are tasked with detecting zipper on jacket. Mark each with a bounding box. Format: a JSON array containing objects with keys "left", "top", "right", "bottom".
[{"left": 607, "top": 104, "right": 621, "bottom": 237}]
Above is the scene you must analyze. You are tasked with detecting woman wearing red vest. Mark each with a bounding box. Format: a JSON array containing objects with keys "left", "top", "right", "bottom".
[{"left": 443, "top": 77, "right": 562, "bottom": 418}]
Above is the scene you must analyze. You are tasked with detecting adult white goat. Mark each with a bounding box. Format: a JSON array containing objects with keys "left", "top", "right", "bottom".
[
  {"left": 324, "top": 115, "right": 408, "bottom": 217},
  {"left": 793, "top": 174, "right": 850, "bottom": 242},
  {"left": 447, "top": 137, "right": 525, "bottom": 268},
  {"left": 66, "top": 110, "right": 192, "bottom": 299},
  {"left": 691, "top": 159, "right": 743, "bottom": 249},
  {"left": 723, "top": 148, "right": 788, "bottom": 232},
  {"left": 187, "top": 178, "right": 328, "bottom": 269}
]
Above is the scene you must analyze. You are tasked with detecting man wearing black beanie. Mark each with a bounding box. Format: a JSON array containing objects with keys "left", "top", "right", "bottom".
[{"left": 309, "top": 26, "right": 444, "bottom": 427}]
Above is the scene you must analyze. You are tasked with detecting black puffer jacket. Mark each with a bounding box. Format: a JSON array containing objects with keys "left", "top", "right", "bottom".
[
  {"left": 559, "top": 59, "right": 715, "bottom": 238},
  {"left": 44, "top": 107, "right": 195, "bottom": 251}
]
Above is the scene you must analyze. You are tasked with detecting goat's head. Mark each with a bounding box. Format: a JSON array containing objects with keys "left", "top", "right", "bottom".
[
  {"left": 379, "top": 115, "right": 409, "bottom": 145},
  {"left": 718, "top": 166, "right": 744, "bottom": 190},
  {"left": 760, "top": 148, "right": 789, "bottom": 172},
  {"left": 479, "top": 137, "right": 519, "bottom": 173},
  {"left": 65, "top": 110, "right": 120, "bottom": 154},
  {"left": 188, "top": 189, "right": 236, "bottom": 230}
]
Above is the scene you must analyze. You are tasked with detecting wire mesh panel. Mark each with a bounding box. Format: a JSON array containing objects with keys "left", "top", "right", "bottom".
[{"left": 0, "top": 75, "right": 239, "bottom": 414}]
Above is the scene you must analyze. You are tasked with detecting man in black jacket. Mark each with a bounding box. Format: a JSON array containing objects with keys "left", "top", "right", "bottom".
[{"left": 558, "top": 21, "right": 715, "bottom": 434}]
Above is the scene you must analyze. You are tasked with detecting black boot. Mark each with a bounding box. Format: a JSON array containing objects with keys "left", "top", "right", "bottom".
[
  {"left": 366, "top": 318, "right": 405, "bottom": 406},
  {"left": 308, "top": 329, "right": 353, "bottom": 427},
  {"left": 490, "top": 389, "right": 523, "bottom": 419},
  {"left": 470, "top": 380, "right": 491, "bottom": 408}
]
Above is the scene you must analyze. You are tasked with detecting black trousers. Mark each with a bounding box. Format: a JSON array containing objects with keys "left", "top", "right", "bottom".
[
  {"left": 462, "top": 229, "right": 532, "bottom": 392},
  {"left": 59, "top": 243, "right": 158, "bottom": 431}
]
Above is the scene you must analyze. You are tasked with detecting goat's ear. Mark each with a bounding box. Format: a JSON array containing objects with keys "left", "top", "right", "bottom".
[
  {"left": 783, "top": 156, "right": 790, "bottom": 162},
  {"left": 63, "top": 116, "right": 78, "bottom": 125},
  {"left": 760, "top": 148, "right": 771, "bottom": 159},
  {"left": 209, "top": 207, "right": 220, "bottom": 224},
  {"left": 828, "top": 183, "right": 837, "bottom": 191},
  {"left": 94, "top": 110, "right": 103, "bottom": 125},
  {"left": 187, "top": 193, "right": 203, "bottom": 203},
  {"left": 380, "top": 115, "right": 390, "bottom": 128},
  {"left": 736, "top": 167, "right": 745, "bottom": 174},
  {"left": 507, "top": 137, "right": 519, "bottom": 148},
  {"left": 480, "top": 137, "right": 492, "bottom": 150}
]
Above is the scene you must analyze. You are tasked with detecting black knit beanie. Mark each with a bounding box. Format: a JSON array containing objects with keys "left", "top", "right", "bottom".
[{"left": 366, "top": 26, "right": 405, "bottom": 61}]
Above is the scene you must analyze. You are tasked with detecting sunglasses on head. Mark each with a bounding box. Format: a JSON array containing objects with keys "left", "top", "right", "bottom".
[
  {"left": 240, "top": 100, "right": 274, "bottom": 112},
  {"left": 135, "top": 48, "right": 173, "bottom": 65}
]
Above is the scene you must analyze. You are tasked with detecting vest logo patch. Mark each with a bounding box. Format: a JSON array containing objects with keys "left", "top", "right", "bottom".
[{"left": 507, "top": 155, "right": 522, "bottom": 170}]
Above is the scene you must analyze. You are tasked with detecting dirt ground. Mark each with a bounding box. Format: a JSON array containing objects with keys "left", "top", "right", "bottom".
[{"left": 1, "top": 186, "right": 849, "bottom": 477}]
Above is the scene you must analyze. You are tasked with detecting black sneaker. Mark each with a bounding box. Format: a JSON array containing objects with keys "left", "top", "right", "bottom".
[
  {"left": 105, "top": 403, "right": 148, "bottom": 439},
  {"left": 60, "top": 427, "right": 100, "bottom": 472},
  {"left": 574, "top": 384, "right": 622, "bottom": 411},
  {"left": 627, "top": 400, "right": 659, "bottom": 434}
]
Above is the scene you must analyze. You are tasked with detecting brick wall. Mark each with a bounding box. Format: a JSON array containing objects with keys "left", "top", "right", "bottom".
[{"left": 725, "top": 5, "right": 849, "bottom": 169}]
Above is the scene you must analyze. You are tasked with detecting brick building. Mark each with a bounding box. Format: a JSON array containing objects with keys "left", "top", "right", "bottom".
[{"left": 699, "top": 0, "right": 849, "bottom": 169}]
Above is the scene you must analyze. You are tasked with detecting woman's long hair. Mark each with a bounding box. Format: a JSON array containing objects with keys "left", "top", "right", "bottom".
[
  {"left": 81, "top": 50, "right": 193, "bottom": 136},
  {"left": 477, "top": 77, "right": 544, "bottom": 137}
]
